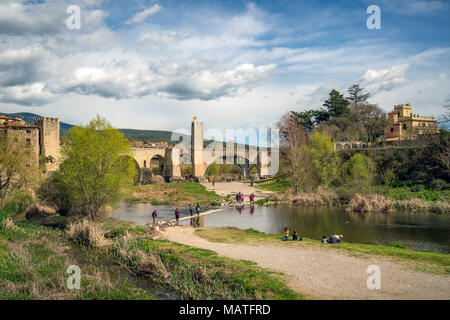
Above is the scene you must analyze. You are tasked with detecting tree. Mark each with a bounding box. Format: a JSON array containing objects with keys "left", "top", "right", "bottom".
[
  {"left": 323, "top": 89, "right": 350, "bottom": 118},
  {"left": 54, "top": 116, "right": 136, "bottom": 219},
  {"left": 0, "top": 132, "right": 38, "bottom": 205},
  {"left": 278, "top": 113, "right": 316, "bottom": 193},
  {"left": 290, "top": 109, "right": 329, "bottom": 133},
  {"left": 349, "top": 103, "right": 387, "bottom": 141},
  {"left": 342, "top": 154, "right": 375, "bottom": 191},
  {"left": 309, "top": 131, "right": 340, "bottom": 187},
  {"left": 347, "top": 84, "right": 370, "bottom": 105}
]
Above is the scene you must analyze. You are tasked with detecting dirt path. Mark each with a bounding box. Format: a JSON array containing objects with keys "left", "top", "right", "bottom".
[
  {"left": 202, "top": 182, "right": 273, "bottom": 204},
  {"left": 161, "top": 226, "right": 450, "bottom": 300}
]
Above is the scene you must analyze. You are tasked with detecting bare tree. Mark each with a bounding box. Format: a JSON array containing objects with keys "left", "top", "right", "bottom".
[{"left": 277, "top": 113, "right": 315, "bottom": 194}]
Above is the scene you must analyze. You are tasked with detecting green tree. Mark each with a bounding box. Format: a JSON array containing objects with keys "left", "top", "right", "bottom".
[
  {"left": 309, "top": 131, "right": 340, "bottom": 187},
  {"left": 346, "top": 84, "right": 370, "bottom": 105},
  {"left": 323, "top": 89, "right": 350, "bottom": 118},
  {"left": 56, "top": 115, "right": 136, "bottom": 219},
  {"left": 342, "top": 154, "right": 375, "bottom": 191},
  {"left": 205, "top": 161, "right": 220, "bottom": 176}
]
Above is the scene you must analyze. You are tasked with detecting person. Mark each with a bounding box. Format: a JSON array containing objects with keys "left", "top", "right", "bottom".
[
  {"left": 239, "top": 194, "right": 243, "bottom": 204},
  {"left": 175, "top": 208, "right": 180, "bottom": 222},
  {"left": 212, "top": 180, "right": 215, "bottom": 187},
  {"left": 249, "top": 193, "right": 255, "bottom": 204},
  {"left": 189, "top": 204, "right": 193, "bottom": 216},
  {"left": 250, "top": 180, "right": 254, "bottom": 187},
  {"left": 235, "top": 193, "right": 239, "bottom": 202},
  {"left": 292, "top": 230, "right": 299, "bottom": 241},
  {"left": 322, "top": 235, "right": 328, "bottom": 244},
  {"left": 152, "top": 210, "right": 157, "bottom": 223},
  {"left": 195, "top": 203, "right": 200, "bottom": 215},
  {"left": 282, "top": 227, "right": 289, "bottom": 241}
]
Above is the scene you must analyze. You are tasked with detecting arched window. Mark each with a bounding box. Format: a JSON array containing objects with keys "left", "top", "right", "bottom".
[{"left": 143, "top": 160, "right": 147, "bottom": 168}]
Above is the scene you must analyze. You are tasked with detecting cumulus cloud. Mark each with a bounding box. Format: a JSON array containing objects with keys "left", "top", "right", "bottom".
[
  {"left": 0, "top": 83, "right": 55, "bottom": 106},
  {"left": 0, "top": 1, "right": 66, "bottom": 36},
  {"left": 359, "top": 64, "right": 409, "bottom": 94},
  {"left": 126, "top": 4, "right": 162, "bottom": 24}
]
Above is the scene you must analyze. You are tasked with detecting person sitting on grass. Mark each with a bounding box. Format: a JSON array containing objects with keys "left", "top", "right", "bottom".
[
  {"left": 322, "top": 235, "right": 328, "bottom": 244},
  {"left": 282, "top": 227, "right": 289, "bottom": 241},
  {"left": 292, "top": 230, "right": 299, "bottom": 241}
]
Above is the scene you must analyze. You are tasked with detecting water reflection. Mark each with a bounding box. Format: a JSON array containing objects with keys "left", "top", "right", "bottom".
[{"left": 112, "top": 203, "right": 449, "bottom": 253}]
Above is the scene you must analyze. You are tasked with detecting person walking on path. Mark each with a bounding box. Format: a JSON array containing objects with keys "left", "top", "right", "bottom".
[
  {"left": 152, "top": 210, "right": 157, "bottom": 223},
  {"left": 189, "top": 204, "right": 193, "bottom": 216},
  {"left": 249, "top": 193, "right": 255, "bottom": 204},
  {"left": 175, "top": 208, "right": 180, "bottom": 223},
  {"left": 195, "top": 203, "right": 200, "bottom": 215}
]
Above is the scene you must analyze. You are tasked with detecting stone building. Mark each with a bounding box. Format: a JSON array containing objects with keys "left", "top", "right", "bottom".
[
  {"left": 384, "top": 104, "right": 437, "bottom": 141},
  {"left": 0, "top": 114, "right": 60, "bottom": 171}
]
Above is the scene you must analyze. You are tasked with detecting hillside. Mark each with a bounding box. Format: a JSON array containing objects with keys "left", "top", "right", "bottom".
[{"left": 0, "top": 112, "right": 185, "bottom": 143}]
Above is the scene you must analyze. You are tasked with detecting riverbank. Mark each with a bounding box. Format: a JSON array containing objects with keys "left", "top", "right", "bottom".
[
  {"left": 161, "top": 226, "right": 450, "bottom": 299},
  {"left": 0, "top": 204, "right": 300, "bottom": 300},
  {"left": 124, "top": 182, "right": 224, "bottom": 206},
  {"left": 256, "top": 180, "right": 450, "bottom": 214}
]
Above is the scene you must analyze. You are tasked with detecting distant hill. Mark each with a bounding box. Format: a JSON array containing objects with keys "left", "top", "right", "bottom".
[
  {"left": 0, "top": 111, "right": 189, "bottom": 144},
  {"left": 2, "top": 112, "right": 74, "bottom": 137}
]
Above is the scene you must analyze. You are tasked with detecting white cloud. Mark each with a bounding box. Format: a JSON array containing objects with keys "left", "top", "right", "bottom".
[
  {"left": 126, "top": 4, "right": 162, "bottom": 24},
  {"left": 359, "top": 64, "right": 409, "bottom": 94},
  {"left": 0, "top": 83, "right": 55, "bottom": 106}
]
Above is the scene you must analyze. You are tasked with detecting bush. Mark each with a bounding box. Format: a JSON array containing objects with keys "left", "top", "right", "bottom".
[
  {"left": 342, "top": 154, "right": 375, "bottom": 191},
  {"left": 67, "top": 219, "right": 109, "bottom": 247},
  {"left": 430, "top": 179, "right": 449, "bottom": 191}
]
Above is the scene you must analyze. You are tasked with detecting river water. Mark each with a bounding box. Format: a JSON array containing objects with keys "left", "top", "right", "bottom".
[{"left": 112, "top": 203, "right": 450, "bottom": 254}]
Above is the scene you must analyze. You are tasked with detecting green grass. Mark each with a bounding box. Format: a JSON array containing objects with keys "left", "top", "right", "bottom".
[
  {"left": 144, "top": 239, "right": 302, "bottom": 300},
  {"left": 374, "top": 186, "right": 450, "bottom": 202},
  {"left": 257, "top": 178, "right": 291, "bottom": 193},
  {"left": 1, "top": 203, "right": 302, "bottom": 300},
  {"left": 128, "top": 182, "right": 223, "bottom": 206},
  {"left": 195, "top": 227, "right": 450, "bottom": 275}
]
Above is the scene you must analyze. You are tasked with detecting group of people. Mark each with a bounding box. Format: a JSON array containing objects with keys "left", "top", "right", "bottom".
[
  {"left": 235, "top": 192, "right": 255, "bottom": 204},
  {"left": 282, "top": 227, "right": 302, "bottom": 241},
  {"left": 322, "top": 234, "right": 342, "bottom": 244},
  {"left": 151, "top": 203, "right": 202, "bottom": 224}
]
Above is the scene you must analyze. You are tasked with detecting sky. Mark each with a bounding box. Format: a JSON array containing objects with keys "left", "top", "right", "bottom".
[{"left": 0, "top": 0, "right": 449, "bottom": 136}]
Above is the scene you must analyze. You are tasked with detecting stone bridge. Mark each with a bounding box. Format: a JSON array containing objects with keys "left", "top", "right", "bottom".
[{"left": 130, "top": 120, "right": 274, "bottom": 183}]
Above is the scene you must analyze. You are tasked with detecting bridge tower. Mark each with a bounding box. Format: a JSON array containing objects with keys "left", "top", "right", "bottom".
[{"left": 191, "top": 118, "right": 206, "bottom": 181}]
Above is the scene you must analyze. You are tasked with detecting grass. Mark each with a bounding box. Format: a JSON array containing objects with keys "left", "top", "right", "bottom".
[
  {"left": 144, "top": 239, "right": 302, "bottom": 300},
  {"left": 374, "top": 186, "right": 450, "bottom": 202},
  {"left": 257, "top": 178, "right": 291, "bottom": 193},
  {"left": 127, "top": 182, "right": 223, "bottom": 206},
  {"left": 0, "top": 203, "right": 302, "bottom": 300},
  {"left": 195, "top": 227, "right": 450, "bottom": 275}
]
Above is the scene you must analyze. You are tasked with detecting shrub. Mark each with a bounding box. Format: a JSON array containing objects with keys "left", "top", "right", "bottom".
[
  {"left": 67, "top": 219, "right": 109, "bottom": 247},
  {"left": 347, "top": 194, "right": 392, "bottom": 213},
  {"left": 109, "top": 239, "right": 169, "bottom": 279},
  {"left": 342, "top": 154, "right": 375, "bottom": 191}
]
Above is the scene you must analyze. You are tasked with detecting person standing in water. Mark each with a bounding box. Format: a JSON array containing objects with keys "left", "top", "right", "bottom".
[{"left": 175, "top": 208, "right": 180, "bottom": 223}]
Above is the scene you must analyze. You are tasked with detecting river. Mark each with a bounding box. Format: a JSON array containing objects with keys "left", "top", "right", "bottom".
[{"left": 112, "top": 203, "right": 450, "bottom": 254}]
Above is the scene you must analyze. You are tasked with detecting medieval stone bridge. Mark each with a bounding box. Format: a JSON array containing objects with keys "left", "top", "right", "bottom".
[{"left": 131, "top": 120, "right": 274, "bottom": 183}]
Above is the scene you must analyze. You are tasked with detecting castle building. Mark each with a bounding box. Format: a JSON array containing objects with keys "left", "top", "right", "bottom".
[
  {"left": 384, "top": 104, "right": 437, "bottom": 141},
  {"left": 0, "top": 114, "right": 60, "bottom": 171}
]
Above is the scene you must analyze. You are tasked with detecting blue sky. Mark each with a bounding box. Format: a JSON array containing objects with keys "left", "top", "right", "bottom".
[{"left": 0, "top": 0, "right": 449, "bottom": 134}]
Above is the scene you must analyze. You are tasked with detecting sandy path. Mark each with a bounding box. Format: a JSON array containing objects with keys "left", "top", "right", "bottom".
[
  {"left": 202, "top": 182, "right": 273, "bottom": 203},
  {"left": 161, "top": 226, "right": 450, "bottom": 300}
]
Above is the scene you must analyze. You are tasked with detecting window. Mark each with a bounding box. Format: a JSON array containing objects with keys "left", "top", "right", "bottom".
[
  {"left": 26, "top": 138, "right": 31, "bottom": 146},
  {"left": 403, "top": 124, "right": 407, "bottom": 130},
  {"left": 390, "top": 128, "right": 394, "bottom": 132},
  {"left": 143, "top": 160, "right": 147, "bottom": 168},
  {"left": 26, "top": 130, "right": 31, "bottom": 134}
]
